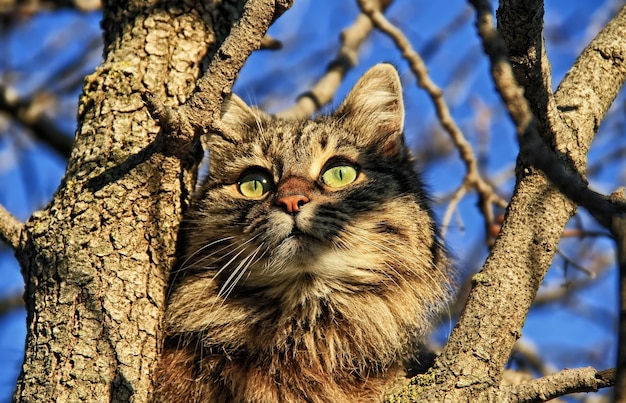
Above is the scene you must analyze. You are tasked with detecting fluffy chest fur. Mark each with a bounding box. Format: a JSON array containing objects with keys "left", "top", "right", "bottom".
[{"left": 155, "top": 64, "right": 452, "bottom": 403}]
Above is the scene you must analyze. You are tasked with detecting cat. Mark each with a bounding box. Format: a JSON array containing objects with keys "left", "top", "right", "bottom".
[{"left": 155, "top": 63, "right": 453, "bottom": 402}]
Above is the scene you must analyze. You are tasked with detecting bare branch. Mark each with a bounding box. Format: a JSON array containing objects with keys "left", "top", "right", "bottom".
[
  {"left": 501, "top": 367, "right": 615, "bottom": 403},
  {"left": 144, "top": 0, "right": 293, "bottom": 155},
  {"left": 0, "top": 85, "right": 73, "bottom": 158},
  {"left": 497, "top": 0, "right": 566, "bottom": 142},
  {"left": 415, "top": 1, "right": 615, "bottom": 400},
  {"left": 0, "top": 204, "right": 23, "bottom": 251},
  {"left": 183, "top": 0, "right": 293, "bottom": 132},
  {"left": 357, "top": 0, "right": 507, "bottom": 241},
  {"left": 554, "top": 6, "right": 626, "bottom": 157},
  {"left": 470, "top": 0, "right": 626, "bottom": 228},
  {"left": 276, "top": 0, "right": 391, "bottom": 120},
  {"left": 14, "top": 1, "right": 293, "bottom": 399},
  {"left": 485, "top": 0, "right": 626, "bottom": 230},
  {"left": 615, "top": 201, "right": 626, "bottom": 400},
  {"left": 469, "top": 1, "right": 626, "bottom": 399},
  {"left": 0, "top": 293, "right": 24, "bottom": 315}
]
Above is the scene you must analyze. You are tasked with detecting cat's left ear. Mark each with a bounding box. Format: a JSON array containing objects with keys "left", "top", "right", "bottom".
[{"left": 335, "top": 63, "right": 405, "bottom": 158}]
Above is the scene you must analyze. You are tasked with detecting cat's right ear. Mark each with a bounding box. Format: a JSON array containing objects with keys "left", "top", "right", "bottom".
[
  {"left": 213, "top": 94, "right": 256, "bottom": 145},
  {"left": 216, "top": 94, "right": 270, "bottom": 144},
  {"left": 220, "top": 93, "right": 257, "bottom": 131},
  {"left": 206, "top": 95, "right": 258, "bottom": 172}
]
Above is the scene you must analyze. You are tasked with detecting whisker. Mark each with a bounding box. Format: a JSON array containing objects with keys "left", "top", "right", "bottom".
[
  {"left": 335, "top": 229, "right": 412, "bottom": 300},
  {"left": 174, "top": 236, "right": 236, "bottom": 274},
  {"left": 219, "top": 243, "right": 265, "bottom": 297},
  {"left": 201, "top": 243, "right": 268, "bottom": 333},
  {"left": 208, "top": 233, "right": 263, "bottom": 281}
]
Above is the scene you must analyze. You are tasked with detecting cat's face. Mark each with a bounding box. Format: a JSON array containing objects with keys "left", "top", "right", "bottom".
[{"left": 178, "top": 64, "right": 444, "bottom": 304}]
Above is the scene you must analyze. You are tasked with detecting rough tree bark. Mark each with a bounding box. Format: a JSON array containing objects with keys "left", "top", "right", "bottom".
[
  {"left": 391, "top": 2, "right": 626, "bottom": 402},
  {"left": 11, "top": 0, "right": 279, "bottom": 401}
]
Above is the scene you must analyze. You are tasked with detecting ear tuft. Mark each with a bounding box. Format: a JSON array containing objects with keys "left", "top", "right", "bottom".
[{"left": 335, "top": 64, "right": 405, "bottom": 158}]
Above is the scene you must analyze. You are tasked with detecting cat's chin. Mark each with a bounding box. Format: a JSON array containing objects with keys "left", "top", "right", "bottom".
[{"left": 272, "top": 233, "right": 321, "bottom": 264}]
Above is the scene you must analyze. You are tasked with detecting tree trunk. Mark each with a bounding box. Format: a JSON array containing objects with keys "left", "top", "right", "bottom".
[{"left": 13, "top": 1, "right": 247, "bottom": 401}]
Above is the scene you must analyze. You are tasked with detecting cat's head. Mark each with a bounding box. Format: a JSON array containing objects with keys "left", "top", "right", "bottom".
[{"left": 178, "top": 64, "right": 448, "bottom": 307}]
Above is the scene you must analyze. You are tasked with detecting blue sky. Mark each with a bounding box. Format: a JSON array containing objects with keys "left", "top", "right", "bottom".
[{"left": 0, "top": 0, "right": 623, "bottom": 400}]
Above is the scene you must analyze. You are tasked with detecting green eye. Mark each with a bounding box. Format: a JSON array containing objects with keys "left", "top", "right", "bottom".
[
  {"left": 238, "top": 171, "right": 273, "bottom": 198},
  {"left": 321, "top": 165, "right": 358, "bottom": 188}
]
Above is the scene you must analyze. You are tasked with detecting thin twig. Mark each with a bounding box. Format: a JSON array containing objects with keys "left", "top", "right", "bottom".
[
  {"left": 0, "top": 86, "right": 73, "bottom": 158},
  {"left": 510, "top": 339, "right": 556, "bottom": 378},
  {"left": 555, "top": 249, "right": 596, "bottom": 277},
  {"left": 500, "top": 367, "right": 615, "bottom": 403},
  {"left": 184, "top": 0, "right": 293, "bottom": 131},
  {"left": 276, "top": 0, "right": 391, "bottom": 120},
  {"left": 0, "top": 293, "right": 24, "bottom": 315},
  {"left": 0, "top": 204, "right": 23, "bottom": 250},
  {"left": 259, "top": 34, "right": 282, "bottom": 50},
  {"left": 357, "top": 0, "right": 507, "bottom": 241},
  {"left": 441, "top": 184, "right": 469, "bottom": 237}
]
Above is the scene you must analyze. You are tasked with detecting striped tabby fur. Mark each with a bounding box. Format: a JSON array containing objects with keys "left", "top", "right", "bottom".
[{"left": 155, "top": 64, "right": 453, "bottom": 402}]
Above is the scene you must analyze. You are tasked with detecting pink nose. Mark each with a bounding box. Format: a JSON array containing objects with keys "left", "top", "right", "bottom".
[{"left": 276, "top": 194, "right": 310, "bottom": 214}]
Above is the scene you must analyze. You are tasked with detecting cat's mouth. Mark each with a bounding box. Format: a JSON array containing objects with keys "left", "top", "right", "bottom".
[
  {"left": 282, "top": 228, "right": 309, "bottom": 245},
  {"left": 282, "top": 224, "right": 319, "bottom": 244},
  {"left": 289, "top": 228, "right": 304, "bottom": 237},
  {"left": 269, "top": 213, "right": 324, "bottom": 246},
  {"left": 283, "top": 227, "right": 326, "bottom": 248}
]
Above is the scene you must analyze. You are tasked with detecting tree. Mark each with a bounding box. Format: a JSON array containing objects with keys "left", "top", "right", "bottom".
[{"left": 0, "top": 0, "right": 624, "bottom": 401}]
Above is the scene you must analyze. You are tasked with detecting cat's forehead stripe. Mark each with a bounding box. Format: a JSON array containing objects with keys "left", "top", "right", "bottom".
[{"left": 258, "top": 120, "right": 348, "bottom": 179}]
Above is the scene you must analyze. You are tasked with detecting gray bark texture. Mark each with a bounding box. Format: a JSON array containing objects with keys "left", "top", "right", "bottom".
[
  {"left": 392, "top": 2, "right": 626, "bottom": 402},
  {"left": 6, "top": 0, "right": 626, "bottom": 402},
  {"left": 13, "top": 0, "right": 248, "bottom": 401}
]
